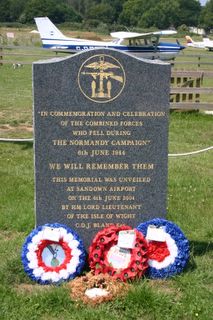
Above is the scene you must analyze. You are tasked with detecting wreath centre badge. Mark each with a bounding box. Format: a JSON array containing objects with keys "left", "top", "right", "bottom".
[{"left": 78, "top": 54, "right": 126, "bottom": 103}]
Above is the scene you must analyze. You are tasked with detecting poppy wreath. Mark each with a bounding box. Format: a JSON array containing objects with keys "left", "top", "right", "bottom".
[
  {"left": 21, "top": 223, "right": 86, "bottom": 284},
  {"left": 88, "top": 225, "right": 149, "bottom": 281},
  {"left": 137, "top": 218, "right": 190, "bottom": 279}
]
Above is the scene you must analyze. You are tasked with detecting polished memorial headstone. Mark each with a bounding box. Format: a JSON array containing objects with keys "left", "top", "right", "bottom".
[{"left": 33, "top": 49, "right": 171, "bottom": 248}]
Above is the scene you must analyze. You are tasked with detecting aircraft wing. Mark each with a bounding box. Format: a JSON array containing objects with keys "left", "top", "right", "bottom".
[
  {"left": 205, "top": 44, "right": 213, "bottom": 50},
  {"left": 203, "top": 38, "right": 213, "bottom": 50},
  {"left": 110, "top": 30, "right": 177, "bottom": 40}
]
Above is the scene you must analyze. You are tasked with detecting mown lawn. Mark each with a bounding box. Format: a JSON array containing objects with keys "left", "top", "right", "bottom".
[{"left": 0, "top": 112, "right": 212, "bottom": 320}]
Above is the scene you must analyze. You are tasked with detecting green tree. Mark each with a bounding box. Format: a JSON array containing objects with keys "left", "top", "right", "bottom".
[
  {"left": 102, "top": 0, "right": 125, "bottom": 21},
  {"left": 119, "top": 0, "right": 201, "bottom": 28},
  {"left": 178, "top": 0, "right": 201, "bottom": 27},
  {"left": 9, "top": 0, "right": 29, "bottom": 21},
  {"left": 200, "top": 0, "right": 213, "bottom": 32},
  {"left": 65, "top": 0, "right": 88, "bottom": 16},
  {"left": 0, "top": 0, "right": 11, "bottom": 22},
  {"left": 86, "top": 2, "right": 116, "bottom": 23},
  {"left": 21, "top": 0, "right": 82, "bottom": 24},
  {"left": 64, "top": 0, "right": 125, "bottom": 21},
  {"left": 139, "top": 0, "right": 180, "bottom": 29},
  {"left": 119, "top": 0, "right": 154, "bottom": 26},
  {"left": 0, "top": 0, "right": 30, "bottom": 22}
]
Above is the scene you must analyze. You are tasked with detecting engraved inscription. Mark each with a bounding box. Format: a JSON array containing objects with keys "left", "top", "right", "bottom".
[{"left": 37, "top": 108, "right": 165, "bottom": 231}]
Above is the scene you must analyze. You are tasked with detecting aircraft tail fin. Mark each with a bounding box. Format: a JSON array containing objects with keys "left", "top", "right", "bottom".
[{"left": 34, "top": 17, "right": 67, "bottom": 40}]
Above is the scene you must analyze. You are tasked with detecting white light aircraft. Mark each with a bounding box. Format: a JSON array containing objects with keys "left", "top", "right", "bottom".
[
  {"left": 35, "top": 17, "right": 185, "bottom": 60},
  {"left": 185, "top": 35, "right": 213, "bottom": 51}
]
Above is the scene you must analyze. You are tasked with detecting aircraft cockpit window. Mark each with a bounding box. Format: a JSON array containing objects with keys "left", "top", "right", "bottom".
[
  {"left": 129, "top": 39, "right": 146, "bottom": 46},
  {"left": 127, "top": 38, "right": 158, "bottom": 47},
  {"left": 136, "top": 39, "right": 142, "bottom": 45}
]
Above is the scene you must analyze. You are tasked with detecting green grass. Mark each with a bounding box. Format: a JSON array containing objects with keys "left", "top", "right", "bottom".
[
  {"left": 174, "top": 46, "right": 213, "bottom": 70},
  {"left": 0, "top": 65, "right": 32, "bottom": 129},
  {"left": 0, "top": 107, "right": 212, "bottom": 320},
  {"left": 0, "top": 50, "right": 65, "bottom": 134},
  {"left": 0, "top": 28, "right": 213, "bottom": 320}
]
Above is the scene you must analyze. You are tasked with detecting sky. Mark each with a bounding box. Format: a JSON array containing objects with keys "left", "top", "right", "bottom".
[{"left": 199, "top": 0, "right": 208, "bottom": 6}]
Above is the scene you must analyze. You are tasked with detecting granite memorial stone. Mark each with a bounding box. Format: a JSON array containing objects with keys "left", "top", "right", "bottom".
[{"left": 33, "top": 49, "right": 171, "bottom": 248}]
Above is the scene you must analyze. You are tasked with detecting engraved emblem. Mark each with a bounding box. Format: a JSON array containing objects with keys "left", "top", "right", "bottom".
[{"left": 78, "top": 54, "right": 125, "bottom": 103}]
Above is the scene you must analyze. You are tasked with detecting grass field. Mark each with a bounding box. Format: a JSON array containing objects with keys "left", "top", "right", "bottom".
[{"left": 0, "top": 27, "right": 213, "bottom": 320}]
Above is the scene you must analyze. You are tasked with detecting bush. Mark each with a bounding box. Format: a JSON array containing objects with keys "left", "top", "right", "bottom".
[
  {"left": 0, "top": 22, "right": 25, "bottom": 28},
  {"left": 178, "top": 24, "right": 190, "bottom": 33}
]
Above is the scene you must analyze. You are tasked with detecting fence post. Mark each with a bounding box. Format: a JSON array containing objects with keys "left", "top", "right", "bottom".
[
  {"left": 0, "top": 33, "right": 3, "bottom": 66},
  {"left": 0, "top": 47, "right": 2, "bottom": 66},
  {"left": 198, "top": 56, "right": 200, "bottom": 68}
]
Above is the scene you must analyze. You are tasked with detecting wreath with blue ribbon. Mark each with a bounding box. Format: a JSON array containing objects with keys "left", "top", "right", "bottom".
[
  {"left": 21, "top": 223, "right": 86, "bottom": 284},
  {"left": 137, "top": 218, "right": 189, "bottom": 279}
]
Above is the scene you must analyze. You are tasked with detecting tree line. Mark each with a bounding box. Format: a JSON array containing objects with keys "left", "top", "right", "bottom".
[{"left": 0, "top": 0, "right": 212, "bottom": 32}]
